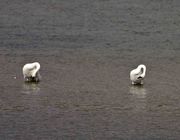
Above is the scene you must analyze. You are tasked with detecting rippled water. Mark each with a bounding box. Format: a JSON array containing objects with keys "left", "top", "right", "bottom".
[{"left": 0, "top": 0, "right": 180, "bottom": 139}]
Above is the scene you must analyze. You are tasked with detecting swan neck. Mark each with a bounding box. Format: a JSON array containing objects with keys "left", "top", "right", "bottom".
[
  {"left": 32, "top": 63, "right": 40, "bottom": 77},
  {"left": 139, "top": 65, "right": 146, "bottom": 77}
]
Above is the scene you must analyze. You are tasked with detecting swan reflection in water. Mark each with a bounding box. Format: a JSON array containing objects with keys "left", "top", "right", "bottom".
[
  {"left": 129, "top": 85, "right": 147, "bottom": 111},
  {"left": 129, "top": 85, "right": 147, "bottom": 98},
  {"left": 22, "top": 83, "right": 40, "bottom": 94}
]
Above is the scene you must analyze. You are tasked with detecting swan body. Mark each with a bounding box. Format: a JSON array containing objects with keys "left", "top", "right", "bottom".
[
  {"left": 130, "top": 64, "right": 146, "bottom": 85},
  {"left": 22, "top": 62, "right": 41, "bottom": 82}
]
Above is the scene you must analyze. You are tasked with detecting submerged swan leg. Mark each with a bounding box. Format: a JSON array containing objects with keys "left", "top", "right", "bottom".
[
  {"left": 132, "top": 81, "right": 136, "bottom": 85},
  {"left": 25, "top": 77, "right": 31, "bottom": 82},
  {"left": 34, "top": 76, "right": 40, "bottom": 82}
]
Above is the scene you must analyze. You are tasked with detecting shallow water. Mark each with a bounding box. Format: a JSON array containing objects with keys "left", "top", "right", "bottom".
[{"left": 0, "top": 0, "right": 180, "bottom": 139}]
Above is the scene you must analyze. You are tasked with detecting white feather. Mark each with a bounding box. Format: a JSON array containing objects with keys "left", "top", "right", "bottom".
[
  {"left": 130, "top": 64, "right": 146, "bottom": 85},
  {"left": 22, "top": 62, "right": 41, "bottom": 82}
]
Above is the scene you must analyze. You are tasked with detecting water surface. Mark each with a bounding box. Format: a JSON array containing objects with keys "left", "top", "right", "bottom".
[{"left": 0, "top": 0, "right": 180, "bottom": 139}]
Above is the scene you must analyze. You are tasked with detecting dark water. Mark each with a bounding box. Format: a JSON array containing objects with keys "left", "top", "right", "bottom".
[{"left": 0, "top": 0, "right": 180, "bottom": 139}]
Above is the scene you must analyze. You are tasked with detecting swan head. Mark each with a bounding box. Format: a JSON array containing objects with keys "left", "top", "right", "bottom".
[
  {"left": 22, "top": 62, "right": 41, "bottom": 82},
  {"left": 130, "top": 64, "right": 146, "bottom": 85}
]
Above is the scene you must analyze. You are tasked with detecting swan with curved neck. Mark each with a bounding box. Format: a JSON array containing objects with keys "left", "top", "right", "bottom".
[
  {"left": 22, "top": 62, "right": 41, "bottom": 82},
  {"left": 130, "top": 64, "right": 146, "bottom": 85}
]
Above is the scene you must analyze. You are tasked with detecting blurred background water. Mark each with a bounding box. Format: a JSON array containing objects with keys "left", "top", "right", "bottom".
[{"left": 0, "top": 0, "right": 180, "bottom": 139}]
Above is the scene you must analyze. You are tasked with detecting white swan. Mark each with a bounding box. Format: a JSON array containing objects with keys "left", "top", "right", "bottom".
[
  {"left": 130, "top": 64, "right": 146, "bottom": 85},
  {"left": 22, "top": 62, "right": 41, "bottom": 82}
]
